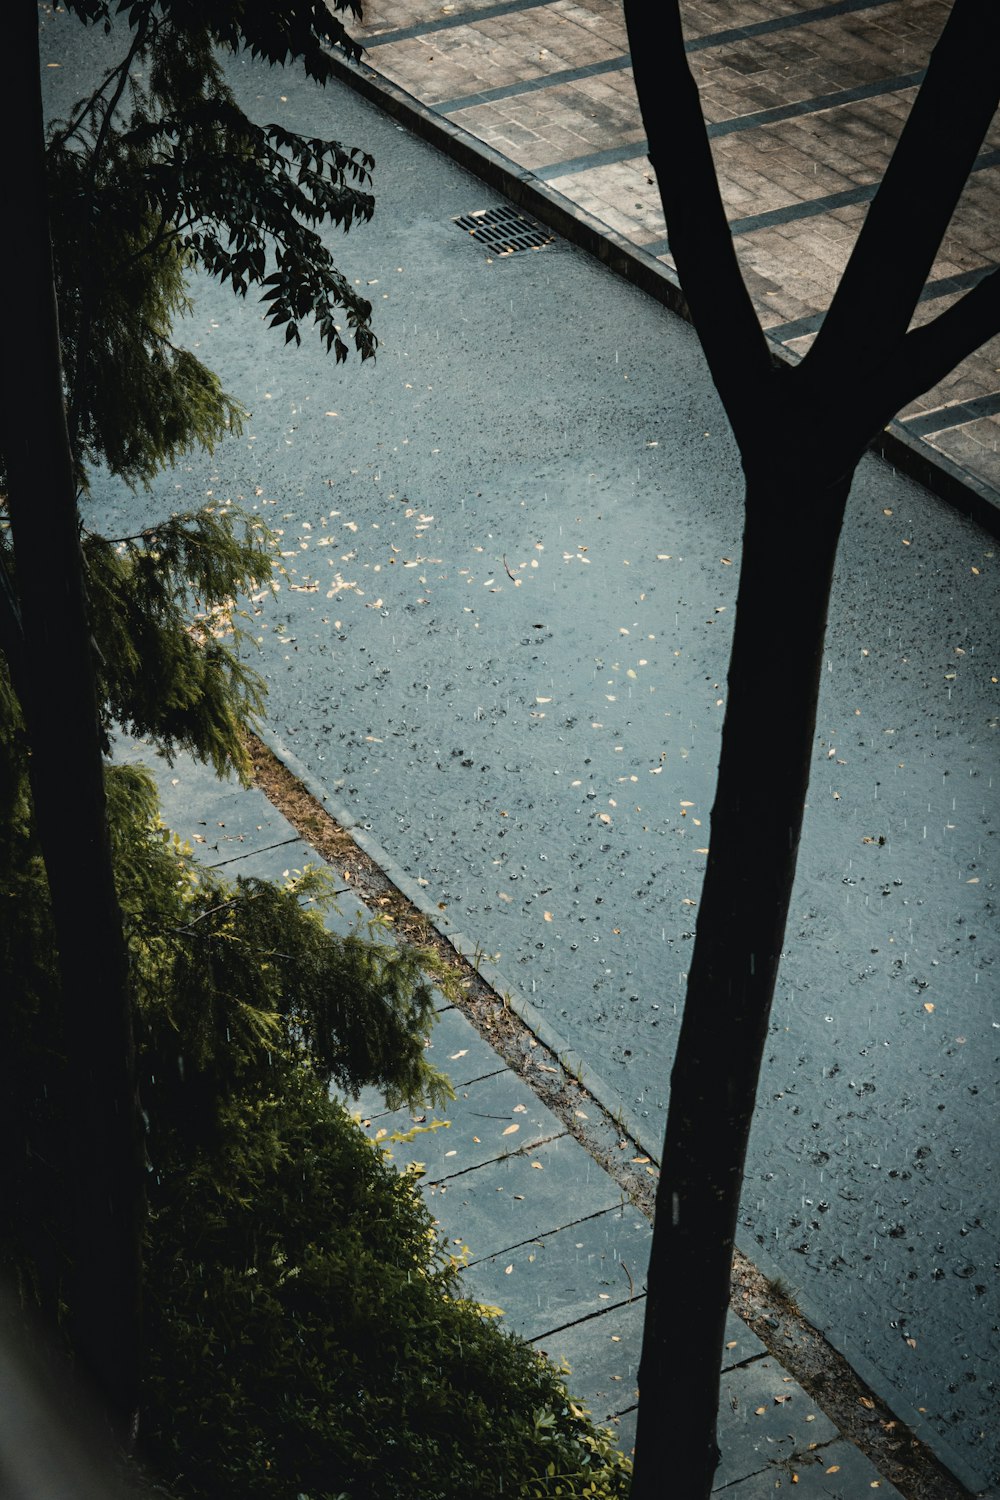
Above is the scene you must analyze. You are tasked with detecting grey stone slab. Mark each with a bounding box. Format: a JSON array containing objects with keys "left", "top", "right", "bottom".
[
  {"left": 344, "top": 1081, "right": 397, "bottom": 1121},
  {"left": 717, "top": 1434, "right": 905, "bottom": 1497},
  {"left": 319, "top": 887, "right": 382, "bottom": 937},
  {"left": 722, "top": 1308, "right": 768, "bottom": 1368},
  {"left": 422, "top": 1134, "right": 626, "bottom": 1262},
  {"left": 197, "top": 837, "right": 323, "bottom": 881},
  {"left": 343, "top": 1005, "right": 508, "bottom": 1119},
  {"left": 513, "top": 1321, "right": 821, "bottom": 1475},
  {"left": 607, "top": 1403, "right": 636, "bottom": 1459},
  {"left": 370, "top": 1004, "right": 508, "bottom": 1100},
  {"left": 460, "top": 1204, "right": 652, "bottom": 1339},
  {"left": 714, "top": 1358, "right": 838, "bottom": 1491},
  {"left": 412, "top": 1003, "right": 511, "bottom": 1081},
  {"left": 112, "top": 736, "right": 301, "bottom": 863},
  {"left": 532, "top": 1298, "right": 645, "bottom": 1421},
  {"left": 360, "top": 1067, "right": 564, "bottom": 1180},
  {"left": 525, "top": 1296, "right": 764, "bottom": 1431}
]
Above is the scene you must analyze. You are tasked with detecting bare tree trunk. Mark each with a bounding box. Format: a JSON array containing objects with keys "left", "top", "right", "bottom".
[
  {"left": 622, "top": 0, "right": 1000, "bottom": 1490},
  {"left": 2, "top": 0, "right": 143, "bottom": 1446},
  {"left": 630, "top": 473, "right": 849, "bottom": 1497}
]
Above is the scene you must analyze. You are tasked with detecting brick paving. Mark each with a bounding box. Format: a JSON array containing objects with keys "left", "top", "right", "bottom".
[{"left": 344, "top": 0, "right": 1000, "bottom": 501}]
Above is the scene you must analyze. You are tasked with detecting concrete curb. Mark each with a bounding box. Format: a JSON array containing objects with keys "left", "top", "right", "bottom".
[
  {"left": 326, "top": 46, "right": 1000, "bottom": 541},
  {"left": 260, "top": 727, "right": 656, "bottom": 1153}
]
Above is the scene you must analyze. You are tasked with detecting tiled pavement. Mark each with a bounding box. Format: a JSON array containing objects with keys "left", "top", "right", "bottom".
[
  {"left": 328, "top": 0, "right": 1000, "bottom": 514},
  {"left": 118, "top": 737, "right": 906, "bottom": 1494}
]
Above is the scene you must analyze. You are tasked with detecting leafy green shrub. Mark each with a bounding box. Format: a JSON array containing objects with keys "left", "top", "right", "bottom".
[
  {"left": 142, "top": 1066, "right": 631, "bottom": 1499},
  {"left": 2, "top": 766, "right": 630, "bottom": 1497}
]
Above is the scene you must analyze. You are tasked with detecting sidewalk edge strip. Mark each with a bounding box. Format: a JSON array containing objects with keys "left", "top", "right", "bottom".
[
  {"left": 733, "top": 1233, "right": 989, "bottom": 1496},
  {"left": 260, "top": 727, "right": 657, "bottom": 1156}
]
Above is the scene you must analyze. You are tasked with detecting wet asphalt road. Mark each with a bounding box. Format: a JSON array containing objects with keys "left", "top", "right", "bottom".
[{"left": 42, "top": 14, "right": 999, "bottom": 1489}]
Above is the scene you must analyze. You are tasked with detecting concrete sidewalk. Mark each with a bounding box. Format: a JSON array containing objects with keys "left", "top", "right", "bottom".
[
  {"left": 117, "top": 737, "right": 908, "bottom": 1496},
  {"left": 324, "top": 0, "right": 1000, "bottom": 531}
]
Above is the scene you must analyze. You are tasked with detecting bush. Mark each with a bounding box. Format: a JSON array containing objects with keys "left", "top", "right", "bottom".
[
  {"left": 1, "top": 764, "right": 630, "bottom": 1498},
  {"left": 143, "top": 1068, "right": 631, "bottom": 1499}
]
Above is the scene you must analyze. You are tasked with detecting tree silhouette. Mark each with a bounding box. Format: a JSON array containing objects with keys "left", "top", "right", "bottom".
[
  {"left": 2, "top": 0, "right": 373, "bottom": 1444},
  {"left": 4, "top": 0, "right": 142, "bottom": 1441},
  {"left": 622, "top": 2, "right": 1000, "bottom": 1494}
]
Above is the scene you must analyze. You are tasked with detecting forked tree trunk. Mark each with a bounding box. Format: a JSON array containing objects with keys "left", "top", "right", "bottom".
[
  {"left": 623, "top": 0, "right": 1000, "bottom": 1490},
  {"left": 3, "top": 0, "right": 143, "bottom": 1446},
  {"left": 631, "top": 471, "right": 850, "bottom": 1497}
]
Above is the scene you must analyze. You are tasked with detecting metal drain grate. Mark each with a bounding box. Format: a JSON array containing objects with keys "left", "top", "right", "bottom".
[{"left": 453, "top": 205, "right": 556, "bottom": 255}]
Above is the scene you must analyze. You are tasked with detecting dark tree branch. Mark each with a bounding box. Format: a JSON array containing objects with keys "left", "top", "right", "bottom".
[
  {"left": 49, "top": 46, "right": 135, "bottom": 150},
  {"left": 872, "top": 267, "right": 1000, "bottom": 422},
  {"left": 66, "top": 9, "right": 153, "bottom": 455},
  {"left": 623, "top": 0, "right": 772, "bottom": 441},
  {"left": 85, "top": 12, "right": 150, "bottom": 186},
  {"left": 807, "top": 0, "right": 1000, "bottom": 375}
]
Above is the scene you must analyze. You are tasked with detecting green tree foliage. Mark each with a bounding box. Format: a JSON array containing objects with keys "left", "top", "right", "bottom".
[
  {"left": 3, "top": 0, "right": 382, "bottom": 789},
  {"left": 146, "top": 1076, "right": 632, "bottom": 1500},
  {"left": 83, "top": 511, "right": 272, "bottom": 778},
  {"left": 0, "top": 761, "right": 449, "bottom": 1297},
  {"left": 3, "top": 0, "right": 383, "bottom": 783},
  {"left": 44, "top": 0, "right": 376, "bottom": 494}
]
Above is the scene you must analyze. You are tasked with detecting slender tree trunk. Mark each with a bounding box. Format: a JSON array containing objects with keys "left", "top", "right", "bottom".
[
  {"left": 623, "top": 1, "right": 1000, "bottom": 1492},
  {"left": 2, "top": 0, "right": 143, "bottom": 1445},
  {"left": 631, "top": 470, "right": 850, "bottom": 1499}
]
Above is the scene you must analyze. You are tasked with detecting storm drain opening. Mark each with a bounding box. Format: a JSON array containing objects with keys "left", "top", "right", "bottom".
[{"left": 453, "top": 205, "right": 556, "bottom": 255}]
